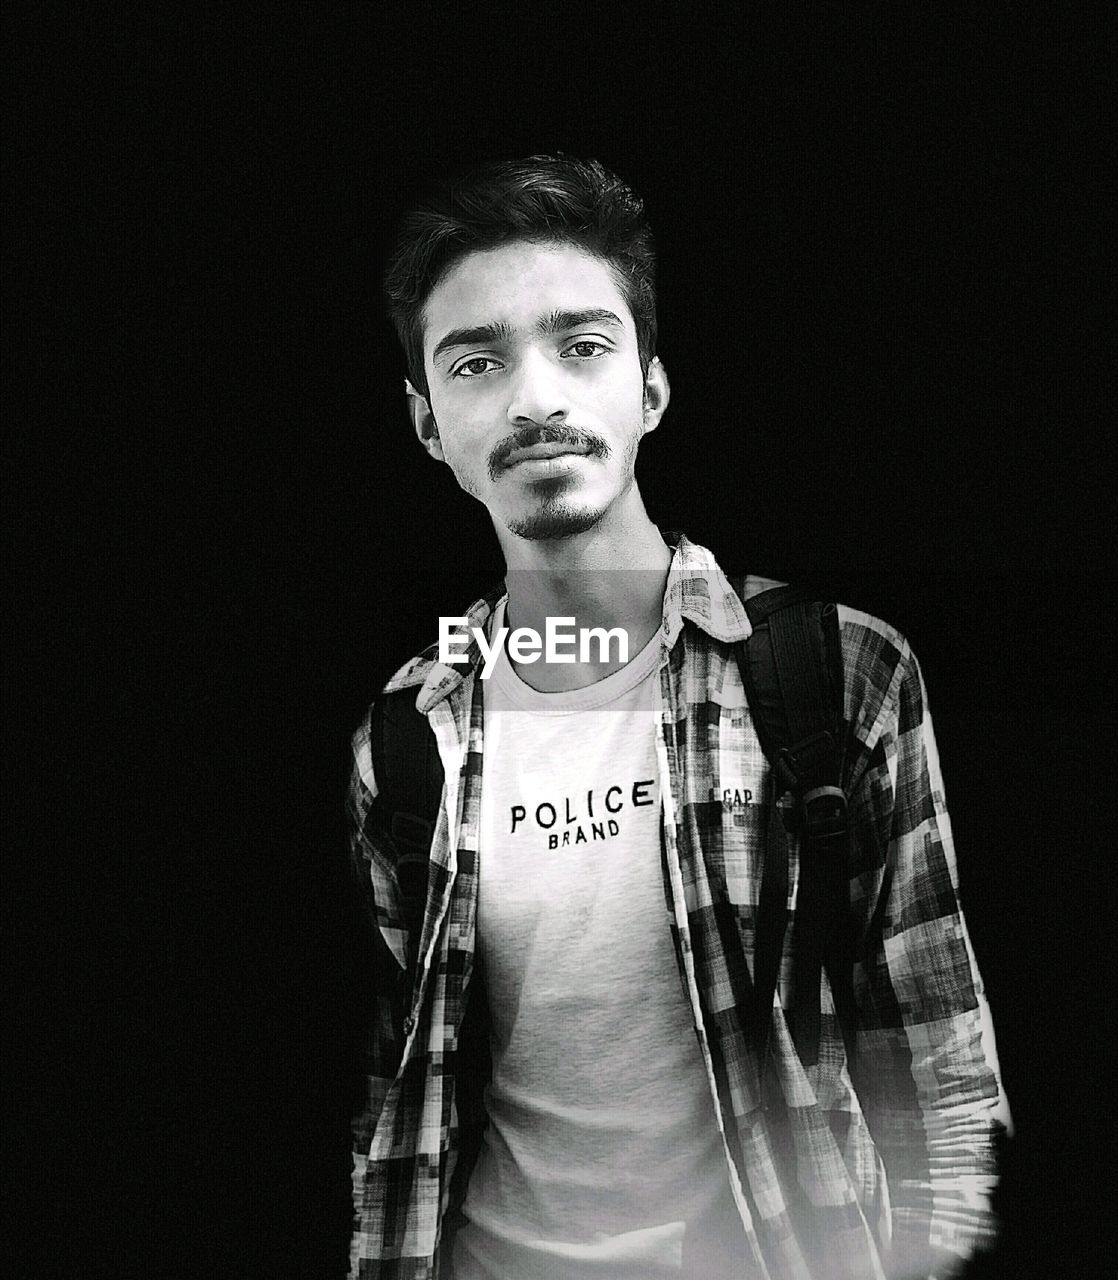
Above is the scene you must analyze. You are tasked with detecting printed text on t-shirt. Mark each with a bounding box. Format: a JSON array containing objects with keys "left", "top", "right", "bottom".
[{"left": 510, "top": 780, "right": 657, "bottom": 851}]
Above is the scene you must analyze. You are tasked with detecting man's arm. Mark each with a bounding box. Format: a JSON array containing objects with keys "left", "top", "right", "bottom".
[{"left": 846, "top": 623, "right": 1011, "bottom": 1280}]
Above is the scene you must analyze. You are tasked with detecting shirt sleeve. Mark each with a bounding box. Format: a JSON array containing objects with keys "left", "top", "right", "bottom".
[
  {"left": 346, "top": 711, "right": 410, "bottom": 1263},
  {"left": 844, "top": 623, "right": 1012, "bottom": 1279}
]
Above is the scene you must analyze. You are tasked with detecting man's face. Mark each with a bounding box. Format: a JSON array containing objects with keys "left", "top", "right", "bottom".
[{"left": 414, "top": 240, "right": 667, "bottom": 542}]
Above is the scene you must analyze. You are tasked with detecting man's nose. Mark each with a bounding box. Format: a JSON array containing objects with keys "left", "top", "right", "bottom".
[{"left": 505, "top": 348, "right": 570, "bottom": 425}]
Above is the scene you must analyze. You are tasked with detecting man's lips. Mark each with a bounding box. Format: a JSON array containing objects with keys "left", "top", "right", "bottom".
[
  {"left": 502, "top": 441, "right": 593, "bottom": 467},
  {"left": 488, "top": 428, "right": 607, "bottom": 479}
]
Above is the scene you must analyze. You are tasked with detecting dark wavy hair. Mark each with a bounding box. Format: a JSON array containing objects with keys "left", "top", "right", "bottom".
[{"left": 383, "top": 155, "right": 658, "bottom": 398}]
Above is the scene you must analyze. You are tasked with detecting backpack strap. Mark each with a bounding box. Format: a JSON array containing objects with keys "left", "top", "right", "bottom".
[
  {"left": 369, "top": 688, "right": 445, "bottom": 974},
  {"left": 730, "top": 579, "right": 856, "bottom": 1076}
]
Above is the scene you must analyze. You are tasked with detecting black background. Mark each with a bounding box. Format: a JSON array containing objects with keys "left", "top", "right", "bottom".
[{"left": 11, "top": 4, "right": 1092, "bottom": 1278}]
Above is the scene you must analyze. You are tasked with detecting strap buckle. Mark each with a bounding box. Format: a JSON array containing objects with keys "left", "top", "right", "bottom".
[
  {"left": 801, "top": 785, "right": 848, "bottom": 841},
  {"left": 776, "top": 732, "right": 847, "bottom": 840}
]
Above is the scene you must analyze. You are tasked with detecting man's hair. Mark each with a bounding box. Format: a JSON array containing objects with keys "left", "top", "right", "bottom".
[{"left": 383, "top": 154, "right": 657, "bottom": 398}]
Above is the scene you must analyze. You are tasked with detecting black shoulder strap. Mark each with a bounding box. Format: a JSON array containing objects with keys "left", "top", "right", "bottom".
[
  {"left": 369, "top": 688, "right": 444, "bottom": 946},
  {"left": 730, "top": 579, "right": 856, "bottom": 1075}
]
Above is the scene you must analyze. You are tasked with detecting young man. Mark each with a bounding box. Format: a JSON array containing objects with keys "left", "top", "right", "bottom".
[{"left": 347, "top": 156, "right": 1010, "bottom": 1280}]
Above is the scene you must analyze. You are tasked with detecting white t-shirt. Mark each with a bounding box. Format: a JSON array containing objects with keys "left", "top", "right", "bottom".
[{"left": 452, "top": 601, "right": 745, "bottom": 1280}]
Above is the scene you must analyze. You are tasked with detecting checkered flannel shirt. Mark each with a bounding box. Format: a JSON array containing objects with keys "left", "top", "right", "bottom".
[{"left": 347, "top": 535, "right": 1008, "bottom": 1280}]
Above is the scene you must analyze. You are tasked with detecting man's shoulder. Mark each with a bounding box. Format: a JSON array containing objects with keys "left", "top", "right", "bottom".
[
  {"left": 834, "top": 602, "right": 914, "bottom": 674},
  {"left": 725, "top": 566, "right": 917, "bottom": 721},
  {"left": 737, "top": 571, "right": 788, "bottom": 600},
  {"left": 348, "top": 636, "right": 451, "bottom": 782},
  {"left": 372, "top": 581, "right": 507, "bottom": 703},
  {"left": 729, "top": 569, "right": 912, "bottom": 661},
  {"left": 380, "top": 638, "right": 444, "bottom": 696}
]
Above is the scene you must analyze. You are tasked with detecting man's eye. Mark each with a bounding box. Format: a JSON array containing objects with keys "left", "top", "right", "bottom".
[
  {"left": 562, "top": 340, "right": 608, "bottom": 359},
  {"left": 452, "top": 356, "right": 502, "bottom": 378}
]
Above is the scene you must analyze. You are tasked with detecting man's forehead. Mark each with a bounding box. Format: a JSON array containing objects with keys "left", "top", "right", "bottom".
[{"left": 422, "top": 240, "right": 633, "bottom": 338}]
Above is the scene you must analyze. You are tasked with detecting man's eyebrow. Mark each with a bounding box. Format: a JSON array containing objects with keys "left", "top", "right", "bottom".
[
  {"left": 431, "top": 320, "right": 516, "bottom": 365},
  {"left": 430, "top": 310, "right": 624, "bottom": 366},
  {"left": 537, "top": 308, "right": 624, "bottom": 334}
]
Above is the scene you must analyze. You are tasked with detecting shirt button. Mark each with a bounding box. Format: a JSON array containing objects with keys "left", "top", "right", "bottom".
[{"left": 403, "top": 1014, "right": 416, "bottom": 1035}]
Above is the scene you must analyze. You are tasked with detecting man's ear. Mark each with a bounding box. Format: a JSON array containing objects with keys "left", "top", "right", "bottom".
[
  {"left": 641, "top": 356, "right": 670, "bottom": 435},
  {"left": 407, "top": 378, "right": 445, "bottom": 461}
]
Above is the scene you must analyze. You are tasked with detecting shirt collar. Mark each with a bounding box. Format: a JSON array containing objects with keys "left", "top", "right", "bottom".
[
  {"left": 404, "top": 531, "right": 751, "bottom": 713},
  {"left": 659, "top": 531, "right": 753, "bottom": 647}
]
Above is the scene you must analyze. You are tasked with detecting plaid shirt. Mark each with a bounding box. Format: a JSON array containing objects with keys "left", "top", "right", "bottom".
[{"left": 347, "top": 535, "right": 1007, "bottom": 1280}]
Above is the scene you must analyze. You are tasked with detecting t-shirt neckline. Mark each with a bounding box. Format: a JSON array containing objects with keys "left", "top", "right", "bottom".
[{"left": 484, "top": 596, "right": 663, "bottom": 715}]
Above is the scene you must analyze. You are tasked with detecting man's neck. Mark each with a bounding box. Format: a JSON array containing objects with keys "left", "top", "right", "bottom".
[{"left": 494, "top": 504, "right": 672, "bottom": 693}]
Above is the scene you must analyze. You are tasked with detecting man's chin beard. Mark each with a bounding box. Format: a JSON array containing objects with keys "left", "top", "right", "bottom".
[{"left": 503, "top": 497, "right": 605, "bottom": 542}]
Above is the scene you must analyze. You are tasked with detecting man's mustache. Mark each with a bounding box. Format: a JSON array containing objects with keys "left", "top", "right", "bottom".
[{"left": 488, "top": 425, "right": 610, "bottom": 479}]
